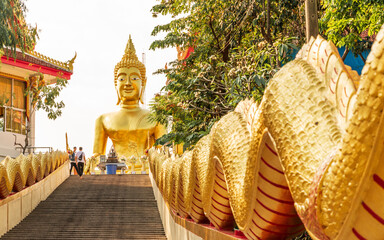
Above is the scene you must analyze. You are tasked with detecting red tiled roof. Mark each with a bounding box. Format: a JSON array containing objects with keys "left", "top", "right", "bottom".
[{"left": 3, "top": 48, "right": 72, "bottom": 73}]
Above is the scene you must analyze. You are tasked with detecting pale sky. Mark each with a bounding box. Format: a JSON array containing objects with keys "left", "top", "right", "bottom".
[{"left": 25, "top": 0, "right": 176, "bottom": 157}]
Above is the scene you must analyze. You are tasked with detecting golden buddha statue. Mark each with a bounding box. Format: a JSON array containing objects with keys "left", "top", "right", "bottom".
[{"left": 93, "top": 35, "right": 165, "bottom": 167}]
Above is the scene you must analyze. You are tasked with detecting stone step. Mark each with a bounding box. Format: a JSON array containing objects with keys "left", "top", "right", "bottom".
[{"left": 2, "top": 175, "right": 167, "bottom": 239}]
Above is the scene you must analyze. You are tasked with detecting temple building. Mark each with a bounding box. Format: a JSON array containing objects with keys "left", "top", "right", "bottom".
[{"left": 0, "top": 49, "right": 75, "bottom": 159}]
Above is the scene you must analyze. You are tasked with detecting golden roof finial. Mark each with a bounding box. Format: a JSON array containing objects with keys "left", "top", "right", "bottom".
[{"left": 68, "top": 52, "right": 77, "bottom": 71}]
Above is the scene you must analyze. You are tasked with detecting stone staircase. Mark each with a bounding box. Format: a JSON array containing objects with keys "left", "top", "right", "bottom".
[{"left": 2, "top": 175, "right": 167, "bottom": 239}]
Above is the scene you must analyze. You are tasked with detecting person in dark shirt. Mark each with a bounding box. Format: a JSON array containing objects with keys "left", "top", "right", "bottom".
[{"left": 69, "top": 146, "right": 79, "bottom": 175}]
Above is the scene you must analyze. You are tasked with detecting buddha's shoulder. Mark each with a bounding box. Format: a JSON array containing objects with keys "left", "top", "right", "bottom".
[
  {"left": 138, "top": 109, "right": 156, "bottom": 127},
  {"left": 137, "top": 108, "right": 151, "bottom": 115},
  {"left": 95, "top": 111, "right": 119, "bottom": 121},
  {"left": 95, "top": 109, "right": 152, "bottom": 124}
]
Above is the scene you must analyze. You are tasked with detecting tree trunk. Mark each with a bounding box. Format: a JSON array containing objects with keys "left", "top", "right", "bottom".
[
  {"left": 341, "top": 47, "right": 349, "bottom": 61},
  {"left": 23, "top": 128, "right": 29, "bottom": 154},
  {"left": 305, "top": 0, "right": 319, "bottom": 42},
  {"left": 359, "top": 52, "right": 366, "bottom": 64},
  {"left": 222, "top": 34, "right": 230, "bottom": 62},
  {"left": 267, "top": 0, "right": 271, "bottom": 43}
]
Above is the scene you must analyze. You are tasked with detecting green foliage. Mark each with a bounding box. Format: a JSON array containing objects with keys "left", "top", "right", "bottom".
[
  {"left": 149, "top": 0, "right": 304, "bottom": 148},
  {"left": 0, "top": 1, "right": 65, "bottom": 153},
  {"left": 27, "top": 74, "right": 68, "bottom": 120},
  {"left": 319, "top": 0, "right": 384, "bottom": 61},
  {"left": 0, "top": 0, "right": 38, "bottom": 55},
  {"left": 291, "top": 231, "right": 312, "bottom": 240},
  {"left": 0, "top": 0, "right": 63, "bottom": 121}
]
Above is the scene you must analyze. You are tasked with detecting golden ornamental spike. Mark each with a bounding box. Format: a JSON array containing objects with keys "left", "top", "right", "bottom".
[{"left": 125, "top": 34, "right": 136, "bottom": 54}]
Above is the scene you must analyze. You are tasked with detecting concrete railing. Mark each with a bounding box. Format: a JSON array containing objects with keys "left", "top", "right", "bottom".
[
  {"left": 149, "top": 171, "right": 203, "bottom": 240},
  {"left": 0, "top": 160, "right": 69, "bottom": 237},
  {"left": 149, "top": 170, "right": 242, "bottom": 240}
]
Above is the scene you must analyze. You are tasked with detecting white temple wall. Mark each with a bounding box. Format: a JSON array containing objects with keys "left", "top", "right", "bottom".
[{"left": 0, "top": 132, "right": 25, "bottom": 160}]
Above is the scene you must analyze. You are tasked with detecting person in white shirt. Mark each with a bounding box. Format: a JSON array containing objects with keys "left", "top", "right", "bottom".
[{"left": 75, "top": 147, "right": 86, "bottom": 179}]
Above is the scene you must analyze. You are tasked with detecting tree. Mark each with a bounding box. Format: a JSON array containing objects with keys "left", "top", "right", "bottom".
[
  {"left": 0, "top": 0, "right": 37, "bottom": 104},
  {"left": 305, "top": 0, "right": 319, "bottom": 41},
  {"left": 14, "top": 73, "right": 68, "bottom": 154},
  {"left": 319, "top": 0, "right": 384, "bottom": 62},
  {"left": 0, "top": 0, "right": 66, "bottom": 154},
  {"left": 149, "top": 0, "right": 304, "bottom": 149},
  {"left": 0, "top": 0, "right": 38, "bottom": 55},
  {"left": 0, "top": 0, "right": 39, "bottom": 153}
]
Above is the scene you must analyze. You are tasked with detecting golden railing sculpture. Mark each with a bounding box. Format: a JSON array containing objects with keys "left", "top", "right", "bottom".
[
  {"left": 149, "top": 24, "right": 384, "bottom": 240},
  {"left": 0, "top": 151, "right": 68, "bottom": 199},
  {"left": 28, "top": 51, "right": 76, "bottom": 72}
]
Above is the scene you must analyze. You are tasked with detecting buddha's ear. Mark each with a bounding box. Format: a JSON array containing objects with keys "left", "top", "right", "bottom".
[
  {"left": 139, "top": 88, "right": 145, "bottom": 104},
  {"left": 139, "top": 78, "right": 146, "bottom": 104},
  {"left": 116, "top": 89, "right": 121, "bottom": 105}
]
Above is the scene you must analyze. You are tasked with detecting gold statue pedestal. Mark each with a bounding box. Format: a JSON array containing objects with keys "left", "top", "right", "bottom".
[
  {"left": 98, "top": 162, "right": 127, "bottom": 174},
  {"left": 97, "top": 146, "right": 127, "bottom": 174}
]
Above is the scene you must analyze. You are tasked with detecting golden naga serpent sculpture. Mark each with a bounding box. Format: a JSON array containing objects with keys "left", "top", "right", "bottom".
[
  {"left": 149, "top": 24, "right": 384, "bottom": 240},
  {"left": 0, "top": 151, "right": 68, "bottom": 199}
]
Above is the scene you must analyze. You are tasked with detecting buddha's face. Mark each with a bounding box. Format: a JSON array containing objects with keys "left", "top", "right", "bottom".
[{"left": 116, "top": 67, "right": 142, "bottom": 103}]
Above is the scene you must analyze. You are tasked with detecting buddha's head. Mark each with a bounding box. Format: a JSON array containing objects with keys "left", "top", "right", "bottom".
[{"left": 114, "top": 35, "right": 146, "bottom": 106}]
